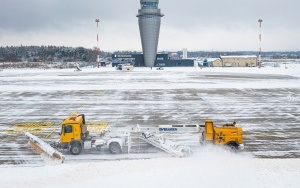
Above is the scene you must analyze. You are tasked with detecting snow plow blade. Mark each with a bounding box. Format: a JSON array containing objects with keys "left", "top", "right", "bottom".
[{"left": 25, "top": 132, "right": 64, "bottom": 164}]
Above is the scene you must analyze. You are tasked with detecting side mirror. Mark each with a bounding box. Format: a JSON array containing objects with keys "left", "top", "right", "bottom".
[{"left": 58, "top": 133, "right": 61, "bottom": 135}]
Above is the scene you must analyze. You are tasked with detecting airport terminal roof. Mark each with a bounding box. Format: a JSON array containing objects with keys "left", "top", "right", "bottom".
[{"left": 220, "top": 55, "right": 257, "bottom": 58}]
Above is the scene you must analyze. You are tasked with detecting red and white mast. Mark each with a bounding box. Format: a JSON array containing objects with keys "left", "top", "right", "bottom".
[
  {"left": 258, "top": 19, "right": 263, "bottom": 68},
  {"left": 95, "top": 19, "right": 101, "bottom": 67}
]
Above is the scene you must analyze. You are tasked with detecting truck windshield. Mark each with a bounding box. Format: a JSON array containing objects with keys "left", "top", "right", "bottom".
[{"left": 63, "top": 125, "right": 73, "bottom": 133}]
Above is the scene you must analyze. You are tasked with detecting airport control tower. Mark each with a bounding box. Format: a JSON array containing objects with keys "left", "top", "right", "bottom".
[{"left": 137, "top": 0, "right": 164, "bottom": 67}]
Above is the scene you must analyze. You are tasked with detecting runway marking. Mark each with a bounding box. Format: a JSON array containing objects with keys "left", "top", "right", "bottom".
[
  {"left": 4, "top": 122, "right": 54, "bottom": 135},
  {"left": 79, "top": 103, "right": 86, "bottom": 108},
  {"left": 45, "top": 124, "right": 61, "bottom": 139},
  {"left": 3, "top": 121, "right": 109, "bottom": 136},
  {"left": 86, "top": 121, "right": 109, "bottom": 134}
]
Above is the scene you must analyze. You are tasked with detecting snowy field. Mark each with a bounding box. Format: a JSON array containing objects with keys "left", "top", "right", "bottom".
[
  {"left": 0, "top": 64, "right": 300, "bottom": 187},
  {"left": 1, "top": 150, "right": 300, "bottom": 188}
]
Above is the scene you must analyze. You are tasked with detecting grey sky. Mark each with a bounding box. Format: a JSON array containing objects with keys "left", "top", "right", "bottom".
[{"left": 0, "top": 0, "right": 299, "bottom": 51}]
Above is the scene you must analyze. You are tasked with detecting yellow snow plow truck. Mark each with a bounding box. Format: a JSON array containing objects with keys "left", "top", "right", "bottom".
[
  {"left": 55, "top": 113, "right": 129, "bottom": 155},
  {"left": 24, "top": 113, "right": 244, "bottom": 163},
  {"left": 200, "top": 120, "right": 244, "bottom": 150}
]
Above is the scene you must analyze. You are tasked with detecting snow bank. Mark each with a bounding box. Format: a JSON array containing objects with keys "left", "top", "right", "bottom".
[
  {"left": 1, "top": 63, "right": 300, "bottom": 77},
  {"left": 1, "top": 64, "right": 300, "bottom": 91},
  {"left": 1, "top": 147, "right": 300, "bottom": 188}
]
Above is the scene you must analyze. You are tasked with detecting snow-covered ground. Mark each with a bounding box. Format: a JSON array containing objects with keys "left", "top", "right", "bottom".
[
  {"left": 0, "top": 64, "right": 300, "bottom": 187},
  {"left": 1, "top": 148, "right": 300, "bottom": 188}
]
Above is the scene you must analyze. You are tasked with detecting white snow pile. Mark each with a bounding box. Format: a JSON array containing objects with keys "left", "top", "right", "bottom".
[{"left": 1, "top": 146, "right": 300, "bottom": 188}]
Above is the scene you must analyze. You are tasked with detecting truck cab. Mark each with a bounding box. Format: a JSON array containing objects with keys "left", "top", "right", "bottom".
[{"left": 60, "top": 113, "right": 86, "bottom": 154}]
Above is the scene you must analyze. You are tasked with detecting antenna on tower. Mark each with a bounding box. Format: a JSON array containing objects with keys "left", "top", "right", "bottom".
[
  {"left": 258, "top": 19, "right": 263, "bottom": 69},
  {"left": 95, "top": 19, "right": 101, "bottom": 68}
]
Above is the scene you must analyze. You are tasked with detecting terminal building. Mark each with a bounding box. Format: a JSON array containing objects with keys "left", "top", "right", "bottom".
[
  {"left": 112, "top": 54, "right": 194, "bottom": 67},
  {"left": 111, "top": 54, "right": 257, "bottom": 68},
  {"left": 196, "top": 55, "right": 258, "bottom": 67},
  {"left": 217, "top": 55, "right": 257, "bottom": 67}
]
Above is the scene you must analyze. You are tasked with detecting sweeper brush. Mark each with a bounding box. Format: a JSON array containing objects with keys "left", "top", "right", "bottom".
[{"left": 25, "top": 132, "right": 65, "bottom": 164}]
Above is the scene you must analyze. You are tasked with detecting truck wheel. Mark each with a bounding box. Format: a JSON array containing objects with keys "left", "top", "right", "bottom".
[
  {"left": 70, "top": 143, "right": 82, "bottom": 155},
  {"left": 200, "top": 132, "right": 205, "bottom": 145},
  {"left": 226, "top": 143, "right": 239, "bottom": 151},
  {"left": 109, "top": 142, "right": 122, "bottom": 154}
]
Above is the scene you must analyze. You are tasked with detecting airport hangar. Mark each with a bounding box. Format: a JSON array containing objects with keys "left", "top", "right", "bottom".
[{"left": 112, "top": 54, "right": 194, "bottom": 67}]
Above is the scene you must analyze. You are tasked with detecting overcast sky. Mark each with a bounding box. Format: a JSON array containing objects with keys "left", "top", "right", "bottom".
[{"left": 0, "top": 0, "right": 299, "bottom": 52}]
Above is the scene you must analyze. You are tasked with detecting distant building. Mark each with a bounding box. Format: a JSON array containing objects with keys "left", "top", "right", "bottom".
[
  {"left": 202, "top": 58, "right": 222, "bottom": 67},
  {"left": 155, "top": 59, "right": 194, "bottom": 67},
  {"left": 112, "top": 54, "right": 194, "bottom": 67},
  {"left": 170, "top": 53, "right": 180, "bottom": 60},
  {"left": 218, "top": 55, "right": 257, "bottom": 67},
  {"left": 182, "top": 48, "right": 188, "bottom": 59}
]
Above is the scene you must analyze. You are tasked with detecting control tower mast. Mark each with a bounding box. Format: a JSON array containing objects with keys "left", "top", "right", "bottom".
[{"left": 137, "top": 0, "right": 164, "bottom": 67}]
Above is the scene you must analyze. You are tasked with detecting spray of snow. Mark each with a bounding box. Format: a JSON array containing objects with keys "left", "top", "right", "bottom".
[
  {"left": 1, "top": 146, "right": 300, "bottom": 188},
  {"left": 40, "top": 153, "right": 64, "bottom": 166}
]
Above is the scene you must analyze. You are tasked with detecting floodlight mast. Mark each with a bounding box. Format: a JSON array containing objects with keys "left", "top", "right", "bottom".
[
  {"left": 258, "top": 19, "right": 263, "bottom": 68},
  {"left": 95, "top": 19, "right": 101, "bottom": 67}
]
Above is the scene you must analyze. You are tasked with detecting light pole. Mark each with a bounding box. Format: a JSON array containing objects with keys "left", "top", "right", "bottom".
[
  {"left": 258, "top": 19, "right": 263, "bottom": 68},
  {"left": 95, "top": 19, "right": 101, "bottom": 68}
]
